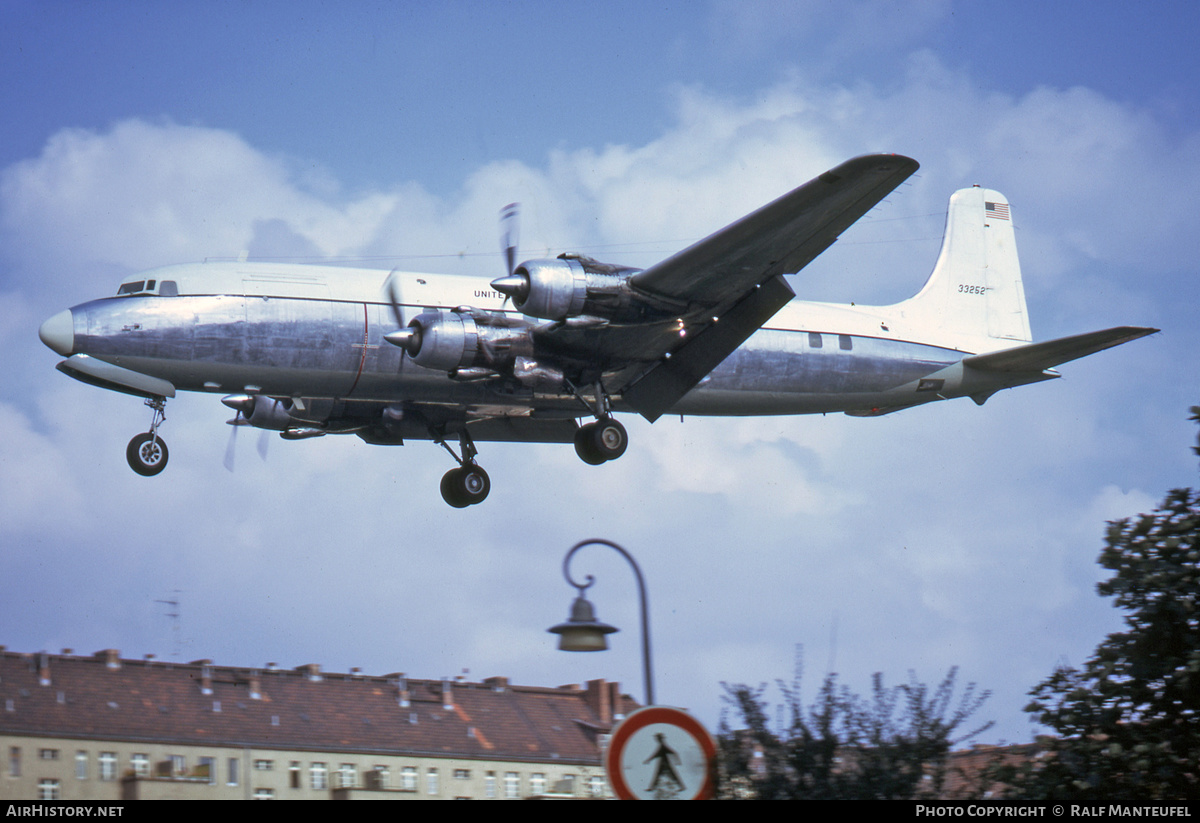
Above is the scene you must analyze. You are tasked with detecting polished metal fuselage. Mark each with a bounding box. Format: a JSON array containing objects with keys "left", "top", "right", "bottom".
[{"left": 58, "top": 261, "right": 991, "bottom": 426}]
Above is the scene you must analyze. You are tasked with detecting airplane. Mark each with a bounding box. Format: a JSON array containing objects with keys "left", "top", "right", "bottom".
[{"left": 37, "top": 154, "right": 1157, "bottom": 507}]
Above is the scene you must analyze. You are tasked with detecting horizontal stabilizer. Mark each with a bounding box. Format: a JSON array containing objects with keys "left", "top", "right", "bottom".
[{"left": 964, "top": 327, "right": 1158, "bottom": 373}]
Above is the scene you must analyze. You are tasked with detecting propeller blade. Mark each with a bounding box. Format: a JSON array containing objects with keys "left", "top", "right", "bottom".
[
  {"left": 223, "top": 413, "right": 241, "bottom": 472},
  {"left": 257, "top": 429, "right": 270, "bottom": 461},
  {"left": 385, "top": 269, "right": 405, "bottom": 329},
  {"left": 500, "top": 202, "right": 519, "bottom": 278}
]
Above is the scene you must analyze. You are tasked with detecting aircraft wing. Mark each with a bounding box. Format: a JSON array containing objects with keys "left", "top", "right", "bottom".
[
  {"left": 964, "top": 327, "right": 1159, "bottom": 374},
  {"left": 584, "top": 153, "right": 920, "bottom": 420}
]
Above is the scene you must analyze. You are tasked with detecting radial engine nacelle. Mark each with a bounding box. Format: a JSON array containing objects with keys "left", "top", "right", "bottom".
[
  {"left": 390, "top": 307, "right": 535, "bottom": 376},
  {"left": 491, "top": 254, "right": 647, "bottom": 322},
  {"left": 221, "top": 394, "right": 293, "bottom": 430}
]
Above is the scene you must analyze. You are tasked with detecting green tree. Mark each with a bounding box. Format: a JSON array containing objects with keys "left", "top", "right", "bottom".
[
  {"left": 1013, "top": 408, "right": 1200, "bottom": 800},
  {"left": 719, "top": 664, "right": 992, "bottom": 799}
]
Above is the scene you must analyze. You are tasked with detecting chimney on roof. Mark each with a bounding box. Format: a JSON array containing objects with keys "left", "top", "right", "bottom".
[
  {"left": 296, "top": 663, "right": 322, "bottom": 682},
  {"left": 61, "top": 648, "right": 73, "bottom": 655},
  {"left": 442, "top": 676, "right": 454, "bottom": 710},
  {"left": 38, "top": 652, "right": 50, "bottom": 686},
  {"left": 396, "top": 675, "right": 410, "bottom": 708},
  {"left": 198, "top": 662, "right": 213, "bottom": 695},
  {"left": 484, "top": 676, "right": 509, "bottom": 693},
  {"left": 95, "top": 649, "right": 121, "bottom": 670},
  {"left": 249, "top": 671, "right": 262, "bottom": 700},
  {"left": 585, "top": 679, "right": 612, "bottom": 724}
]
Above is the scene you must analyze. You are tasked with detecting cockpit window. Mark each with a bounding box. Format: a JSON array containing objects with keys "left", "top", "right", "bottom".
[{"left": 116, "top": 279, "right": 178, "bottom": 297}]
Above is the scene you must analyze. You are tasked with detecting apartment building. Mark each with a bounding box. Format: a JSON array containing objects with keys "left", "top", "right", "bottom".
[{"left": 0, "top": 647, "right": 633, "bottom": 800}]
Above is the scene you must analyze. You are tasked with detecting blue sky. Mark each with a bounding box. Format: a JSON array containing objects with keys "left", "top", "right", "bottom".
[{"left": 2, "top": 1, "right": 1198, "bottom": 747}]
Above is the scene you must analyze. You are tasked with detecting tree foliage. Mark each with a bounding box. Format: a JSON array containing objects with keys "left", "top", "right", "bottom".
[
  {"left": 1010, "top": 407, "right": 1200, "bottom": 800},
  {"left": 719, "top": 664, "right": 992, "bottom": 799}
]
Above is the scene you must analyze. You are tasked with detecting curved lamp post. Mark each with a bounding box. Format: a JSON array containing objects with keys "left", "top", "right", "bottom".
[{"left": 548, "top": 538, "right": 655, "bottom": 706}]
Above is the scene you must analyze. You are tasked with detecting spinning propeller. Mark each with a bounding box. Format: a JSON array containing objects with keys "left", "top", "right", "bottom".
[
  {"left": 222, "top": 398, "right": 269, "bottom": 472},
  {"left": 493, "top": 202, "right": 527, "bottom": 306}
]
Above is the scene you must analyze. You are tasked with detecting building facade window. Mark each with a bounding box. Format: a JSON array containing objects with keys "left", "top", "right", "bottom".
[
  {"left": 338, "top": 763, "right": 356, "bottom": 789},
  {"left": 198, "top": 756, "right": 215, "bottom": 785},
  {"left": 99, "top": 752, "right": 116, "bottom": 781},
  {"left": 168, "top": 755, "right": 185, "bottom": 777},
  {"left": 253, "top": 759, "right": 273, "bottom": 771},
  {"left": 504, "top": 771, "right": 519, "bottom": 798},
  {"left": 426, "top": 767, "right": 438, "bottom": 795},
  {"left": 289, "top": 762, "right": 301, "bottom": 789},
  {"left": 253, "top": 787, "right": 274, "bottom": 800},
  {"left": 131, "top": 754, "right": 149, "bottom": 778},
  {"left": 588, "top": 773, "right": 605, "bottom": 797},
  {"left": 453, "top": 768, "right": 470, "bottom": 779},
  {"left": 400, "top": 766, "right": 417, "bottom": 791},
  {"left": 530, "top": 772, "right": 546, "bottom": 795},
  {"left": 75, "top": 751, "right": 87, "bottom": 780},
  {"left": 38, "top": 748, "right": 59, "bottom": 761},
  {"left": 226, "top": 757, "right": 238, "bottom": 786},
  {"left": 485, "top": 771, "right": 496, "bottom": 798},
  {"left": 8, "top": 746, "right": 18, "bottom": 777},
  {"left": 38, "top": 779, "right": 60, "bottom": 800},
  {"left": 311, "top": 762, "right": 327, "bottom": 791}
]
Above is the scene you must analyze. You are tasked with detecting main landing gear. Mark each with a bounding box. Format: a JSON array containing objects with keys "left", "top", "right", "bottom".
[
  {"left": 574, "top": 417, "right": 628, "bottom": 465},
  {"left": 433, "top": 428, "right": 490, "bottom": 508},
  {"left": 568, "top": 379, "right": 628, "bottom": 466},
  {"left": 126, "top": 396, "right": 169, "bottom": 476}
]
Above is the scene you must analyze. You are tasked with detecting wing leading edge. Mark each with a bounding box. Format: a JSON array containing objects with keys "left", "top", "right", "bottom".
[{"left": 616, "top": 153, "right": 920, "bottom": 421}]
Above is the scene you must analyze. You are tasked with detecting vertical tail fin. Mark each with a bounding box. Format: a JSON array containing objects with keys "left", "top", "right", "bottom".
[{"left": 893, "top": 186, "right": 1032, "bottom": 350}]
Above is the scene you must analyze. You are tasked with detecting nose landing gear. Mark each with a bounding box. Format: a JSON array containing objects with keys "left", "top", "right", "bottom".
[{"left": 126, "top": 396, "right": 169, "bottom": 476}]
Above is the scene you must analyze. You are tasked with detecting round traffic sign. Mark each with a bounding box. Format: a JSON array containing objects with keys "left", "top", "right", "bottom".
[{"left": 605, "top": 706, "right": 716, "bottom": 800}]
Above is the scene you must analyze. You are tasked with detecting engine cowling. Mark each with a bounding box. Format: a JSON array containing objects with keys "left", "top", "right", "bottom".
[
  {"left": 492, "top": 255, "right": 644, "bottom": 322},
  {"left": 403, "top": 309, "right": 534, "bottom": 374}
]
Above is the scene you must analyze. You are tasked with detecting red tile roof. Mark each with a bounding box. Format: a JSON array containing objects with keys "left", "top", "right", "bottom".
[{"left": 0, "top": 648, "right": 635, "bottom": 765}]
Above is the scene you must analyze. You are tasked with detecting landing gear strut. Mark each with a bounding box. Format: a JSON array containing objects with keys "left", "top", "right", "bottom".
[
  {"left": 433, "top": 427, "right": 490, "bottom": 508},
  {"left": 568, "top": 379, "right": 628, "bottom": 465},
  {"left": 127, "top": 396, "right": 169, "bottom": 476}
]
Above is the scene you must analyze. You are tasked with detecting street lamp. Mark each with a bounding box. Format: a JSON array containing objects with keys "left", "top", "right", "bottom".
[{"left": 548, "top": 538, "right": 655, "bottom": 706}]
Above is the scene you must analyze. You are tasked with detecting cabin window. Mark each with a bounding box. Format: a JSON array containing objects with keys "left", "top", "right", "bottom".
[
  {"left": 160, "top": 280, "right": 178, "bottom": 296},
  {"left": 808, "top": 332, "right": 822, "bottom": 348},
  {"left": 839, "top": 334, "right": 853, "bottom": 351}
]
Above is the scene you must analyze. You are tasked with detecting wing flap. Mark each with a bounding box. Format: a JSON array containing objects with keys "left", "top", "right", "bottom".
[
  {"left": 964, "top": 327, "right": 1158, "bottom": 374},
  {"left": 622, "top": 275, "right": 796, "bottom": 421}
]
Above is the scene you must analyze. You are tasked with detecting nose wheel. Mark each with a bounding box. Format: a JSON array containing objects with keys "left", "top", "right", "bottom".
[
  {"left": 127, "top": 432, "right": 169, "bottom": 476},
  {"left": 127, "top": 396, "right": 169, "bottom": 476}
]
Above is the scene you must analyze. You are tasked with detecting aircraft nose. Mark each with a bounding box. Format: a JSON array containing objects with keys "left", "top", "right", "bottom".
[{"left": 39, "top": 309, "right": 75, "bottom": 356}]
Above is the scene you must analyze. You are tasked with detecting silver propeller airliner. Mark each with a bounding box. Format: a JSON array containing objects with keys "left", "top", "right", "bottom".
[{"left": 38, "top": 154, "right": 1156, "bottom": 506}]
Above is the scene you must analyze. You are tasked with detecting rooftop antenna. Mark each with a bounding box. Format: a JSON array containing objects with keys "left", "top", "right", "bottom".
[{"left": 155, "top": 592, "right": 182, "bottom": 660}]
